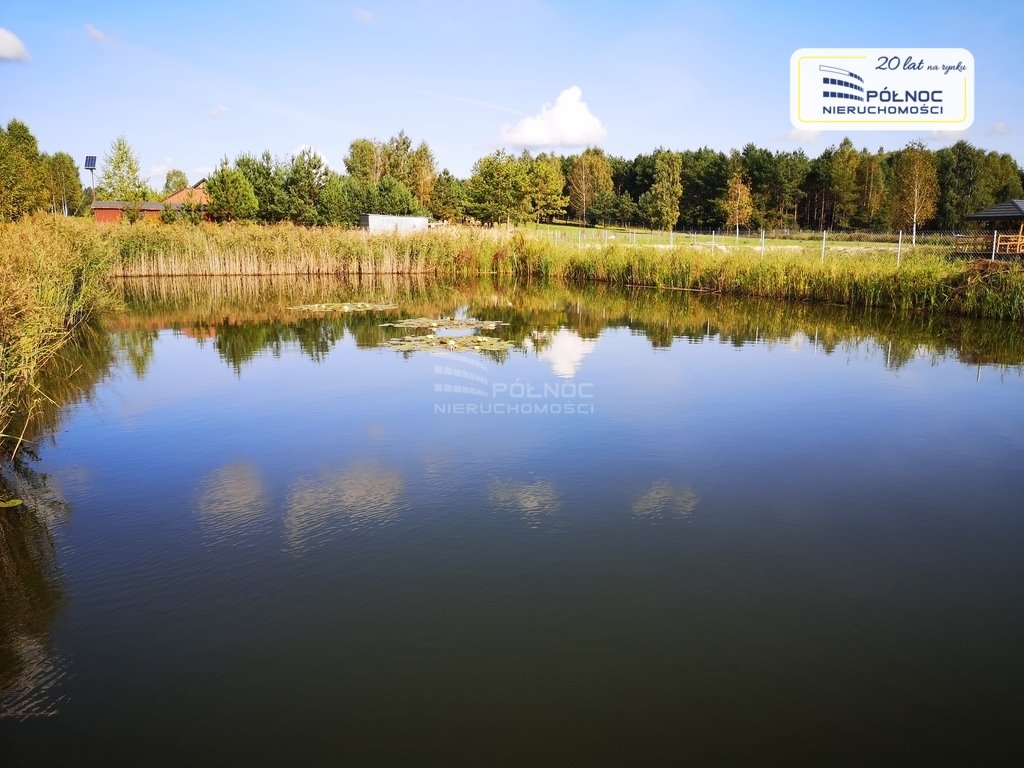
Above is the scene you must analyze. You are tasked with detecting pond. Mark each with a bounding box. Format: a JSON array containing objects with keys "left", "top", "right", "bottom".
[{"left": 3, "top": 276, "right": 1024, "bottom": 764}]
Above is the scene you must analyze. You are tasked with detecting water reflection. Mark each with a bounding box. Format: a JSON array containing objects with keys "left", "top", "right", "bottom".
[
  {"left": 488, "top": 478, "right": 560, "bottom": 527},
  {"left": 0, "top": 464, "right": 69, "bottom": 721},
  {"left": 631, "top": 481, "right": 700, "bottom": 522},
  {"left": 284, "top": 461, "right": 406, "bottom": 551},
  {"left": 196, "top": 463, "right": 268, "bottom": 545},
  {"left": 1, "top": 321, "right": 120, "bottom": 719},
  {"left": 527, "top": 329, "right": 597, "bottom": 378},
  {"left": 107, "top": 276, "right": 1024, "bottom": 376}
]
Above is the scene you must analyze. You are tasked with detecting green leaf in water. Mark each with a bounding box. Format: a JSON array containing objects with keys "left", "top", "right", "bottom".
[{"left": 0, "top": 499, "right": 24, "bottom": 508}]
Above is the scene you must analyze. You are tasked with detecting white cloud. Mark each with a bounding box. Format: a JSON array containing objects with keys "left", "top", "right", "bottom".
[
  {"left": 209, "top": 104, "right": 231, "bottom": 119},
  {"left": 501, "top": 86, "right": 607, "bottom": 148},
  {"left": 785, "top": 128, "right": 821, "bottom": 144},
  {"left": 929, "top": 129, "right": 969, "bottom": 141},
  {"left": 149, "top": 158, "right": 174, "bottom": 177},
  {"left": 992, "top": 121, "right": 1011, "bottom": 135},
  {"left": 0, "top": 27, "right": 30, "bottom": 61},
  {"left": 83, "top": 23, "right": 110, "bottom": 42},
  {"left": 294, "top": 143, "right": 318, "bottom": 156},
  {"left": 354, "top": 8, "right": 374, "bottom": 23}
]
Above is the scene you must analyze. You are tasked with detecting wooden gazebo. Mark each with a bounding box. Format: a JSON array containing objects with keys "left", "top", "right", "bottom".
[{"left": 962, "top": 200, "right": 1024, "bottom": 257}]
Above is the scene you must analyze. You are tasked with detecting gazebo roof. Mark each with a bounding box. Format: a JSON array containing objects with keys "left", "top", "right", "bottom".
[{"left": 965, "top": 199, "right": 1024, "bottom": 221}]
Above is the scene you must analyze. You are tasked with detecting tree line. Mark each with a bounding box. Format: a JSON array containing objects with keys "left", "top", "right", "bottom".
[
  {"left": 2, "top": 117, "right": 1022, "bottom": 233},
  {"left": 0, "top": 119, "right": 87, "bottom": 220}
]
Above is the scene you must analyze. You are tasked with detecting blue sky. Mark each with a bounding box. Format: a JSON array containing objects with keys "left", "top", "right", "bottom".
[{"left": 2, "top": 0, "right": 1022, "bottom": 187}]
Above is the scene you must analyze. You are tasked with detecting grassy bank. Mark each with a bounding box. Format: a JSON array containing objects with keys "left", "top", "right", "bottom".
[{"left": 0, "top": 218, "right": 114, "bottom": 455}]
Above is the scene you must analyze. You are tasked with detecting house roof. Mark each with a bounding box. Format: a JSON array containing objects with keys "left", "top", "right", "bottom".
[
  {"left": 965, "top": 200, "right": 1024, "bottom": 221},
  {"left": 162, "top": 178, "right": 208, "bottom": 203}
]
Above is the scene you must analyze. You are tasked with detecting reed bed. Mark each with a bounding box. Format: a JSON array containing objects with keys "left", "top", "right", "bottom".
[
  {"left": 107, "top": 221, "right": 504, "bottom": 278},
  {"left": 85, "top": 220, "right": 1024, "bottom": 320},
  {"left": 0, "top": 217, "right": 115, "bottom": 456}
]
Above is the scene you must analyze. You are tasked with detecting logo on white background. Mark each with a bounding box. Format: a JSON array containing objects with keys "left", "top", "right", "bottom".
[{"left": 791, "top": 48, "right": 974, "bottom": 131}]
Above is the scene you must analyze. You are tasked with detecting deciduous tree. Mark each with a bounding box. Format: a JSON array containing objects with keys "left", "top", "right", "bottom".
[
  {"left": 0, "top": 120, "right": 48, "bottom": 220},
  {"left": 97, "top": 136, "right": 147, "bottom": 202},
  {"left": 466, "top": 150, "right": 528, "bottom": 226},
  {"left": 890, "top": 140, "right": 938, "bottom": 245},
  {"left": 568, "top": 148, "right": 613, "bottom": 224},
  {"left": 344, "top": 139, "right": 382, "bottom": 186},
  {"left": 43, "top": 152, "right": 84, "bottom": 216},
  {"left": 524, "top": 153, "right": 568, "bottom": 223},
  {"left": 640, "top": 149, "right": 682, "bottom": 232},
  {"left": 720, "top": 168, "right": 753, "bottom": 232},
  {"left": 162, "top": 169, "right": 189, "bottom": 195}
]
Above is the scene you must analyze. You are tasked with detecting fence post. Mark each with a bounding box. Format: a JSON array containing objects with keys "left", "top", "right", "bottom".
[
  {"left": 897, "top": 230, "right": 903, "bottom": 267},
  {"left": 820, "top": 229, "right": 827, "bottom": 264},
  {"left": 712, "top": 230, "right": 716, "bottom": 247},
  {"left": 760, "top": 229, "right": 765, "bottom": 257},
  {"left": 991, "top": 229, "right": 997, "bottom": 261}
]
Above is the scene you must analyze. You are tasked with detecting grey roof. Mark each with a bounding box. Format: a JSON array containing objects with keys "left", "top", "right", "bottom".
[
  {"left": 91, "top": 201, "right": 171, "bottom": 211},
  {"left": 965, "top": 199, "right": 1024, "bottom": 221}
]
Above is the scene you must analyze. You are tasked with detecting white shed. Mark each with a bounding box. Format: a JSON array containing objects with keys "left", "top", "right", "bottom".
[{"left": 359, "top": 214, "right": 429, "bottom": 233}]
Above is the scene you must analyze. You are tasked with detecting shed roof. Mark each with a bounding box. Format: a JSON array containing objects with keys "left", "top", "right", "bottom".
[
  {"left": 965, "top": 199, "right": 1024, "bottom": 221},
  {"left": 91, "top": 201, "right": 172, "bottom": 211}
]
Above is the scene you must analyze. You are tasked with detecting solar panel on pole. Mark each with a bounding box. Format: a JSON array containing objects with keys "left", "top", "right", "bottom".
[{"left": 84, "top": 156, "right": 97, "bottom": 203}]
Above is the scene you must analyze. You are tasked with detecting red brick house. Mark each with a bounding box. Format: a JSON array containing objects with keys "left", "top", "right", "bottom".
[
  {"left": 91, "top": 179, "right": 209, "bottom": 223},
  {"left": 163, "top": 179, "right": 209, "bottom": 206}
]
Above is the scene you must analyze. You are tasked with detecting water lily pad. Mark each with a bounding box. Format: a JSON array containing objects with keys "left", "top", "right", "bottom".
[
  {"left": 0, "top": 498, "right": 23, "bottom": 508},
  {"left": 381, "top": 317, "right": 509, "bottom": 330},
  {"left": 385, "top": 334, "right": 513, "bottom": 353},
  {"left": 287, "top": 302, "right": 398, "bottom": 312}
]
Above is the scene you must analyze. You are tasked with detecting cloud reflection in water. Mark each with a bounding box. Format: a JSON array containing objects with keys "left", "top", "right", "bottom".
[
  {"left": 488, "top": 478, "right": 560, "bottom": 527},
  {"left": 631, "top": 481, "right": 699, "bottom": 522},
  {"left": 284, "top": 462, "right": 406, "bottom": 551}
]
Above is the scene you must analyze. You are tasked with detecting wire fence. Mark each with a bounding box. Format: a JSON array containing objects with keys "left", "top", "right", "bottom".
[{"left": 515, "top": 224, "right": 1022, "bottom": 262}]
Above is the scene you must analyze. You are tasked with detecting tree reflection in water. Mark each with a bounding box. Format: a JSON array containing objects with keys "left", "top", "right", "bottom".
[{"left": 0, "top": 463, "right": 69, "bottom": 720}]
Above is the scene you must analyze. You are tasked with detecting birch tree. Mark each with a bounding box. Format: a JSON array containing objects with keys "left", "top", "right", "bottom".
[{"left": 890, "top": 140, "right": 938, "bottom": 245}]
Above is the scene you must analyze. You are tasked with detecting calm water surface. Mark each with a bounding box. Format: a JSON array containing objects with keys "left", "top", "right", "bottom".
[{"left": 2, "top": 277, "right": 1024, "bottom": 764}]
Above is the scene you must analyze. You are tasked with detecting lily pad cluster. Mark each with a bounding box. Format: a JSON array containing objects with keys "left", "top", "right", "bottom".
[
  {"left": 380, "top": 317, "right": 510, "bottom": 330},
  {"left": 287, "top": 302, "right": 398, "bottom": 312},
  {"left": 386, "top": 334, "right": 513, "bottom": 353}
]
